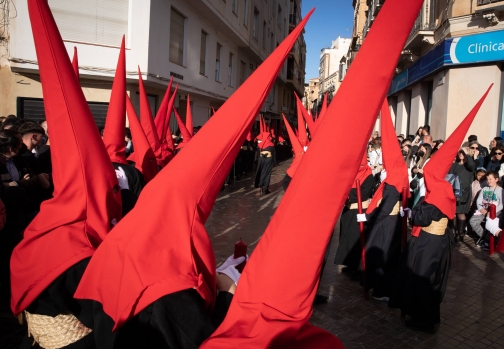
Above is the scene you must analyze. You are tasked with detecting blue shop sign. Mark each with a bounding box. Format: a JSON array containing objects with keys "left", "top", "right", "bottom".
[
  {"left": 450, "top": 31, "right": 504, "bottom": 64},
  {"left": 388, "top": 29, "right": 504, "bottom": 95}
]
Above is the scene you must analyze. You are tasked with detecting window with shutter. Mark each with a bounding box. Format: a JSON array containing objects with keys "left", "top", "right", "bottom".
[
  {"left": 49, "top": 0, "right": 128, "bottom": 47},
  {"left": 170, "top": 8, "right": 186, "bottom": 66},
  {"left": 200, "top": 31, "right": 208, "bottom": 75},
  {"left": 215, "top": 44, "right": 222, "bottom": 82}
]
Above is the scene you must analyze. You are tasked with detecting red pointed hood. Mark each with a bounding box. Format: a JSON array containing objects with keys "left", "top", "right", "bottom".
[
  {"left": 75, "top": 8, "right": 314, "bottom": 331},
  {"left": 164, "top": 119, "right": 176, "bottom": 152},
  {"left": 352, "top": 151, "right": 373, "bottom": 189},
  {"left": 126, "top": 95, "right": 158, "bottom": 183},
  {"left": 246, "top": 128, "right": 253, "bottom": 141},
  {"left": 424, "top": 86, "right": 492, "bottom": 218},
  {"left": 296, "top": 97, "right": 309, "bottom": 147},
  {"left": 256, "top": 131, "right": 274, "bottom": 150},
  {"left": 185, "top": 95, "right": 194, "bottom": 136},
  {"left": 174, "top": 108, "right": 192, "bottom": 150},
  {"left": 71, "top": 46, "right": 79, "bottom": 84},
  {"left": 212, "top": 106, "right": 216, "bottom": 115},
  {"left": 137, "top": 67, "right": 161, "bottom": 157},
  {"left": 201, "top": 1, "right": 424, "bottom": 347},
  {"left": 317, "top": 92, "right": 329, "bottom": 125},
  {"left": 154, "top": 77, "right": 173, "bottom": 140},
  {"left": 259, "top": 115, "right": 265, "bottom": 133},
  {"left": 102, "top": 36, "right": 128, "bottom": 165},
  {"left": 10, "top": 0, "right": 122, "bottom": 316},
  {"left": 296, "top": 93, "right": 316, "bottom": 136},
  {"left": 284, "top": 114, "right": 304, "bottom": 178},
  {"left": 367, "top": 100, "right": 410, "bottom": 212}
]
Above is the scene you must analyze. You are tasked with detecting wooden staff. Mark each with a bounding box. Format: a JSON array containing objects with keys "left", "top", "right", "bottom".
[
  {"left": 489, "top": 204, "right": 496, "bottom": 256},
  {"left": 355, "top": 179, "right": 368, "bottom": 301},
  {"left": 401, "top": 187, "right": 408, "bottom": 251}
]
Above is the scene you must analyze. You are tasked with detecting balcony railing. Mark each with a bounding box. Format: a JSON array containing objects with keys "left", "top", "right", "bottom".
[
  {"left": 478, "top": 0, "right": 504, "bottom": 5},
  {"left": 407, "top": 10, "right": 436, "bottom": 43}
]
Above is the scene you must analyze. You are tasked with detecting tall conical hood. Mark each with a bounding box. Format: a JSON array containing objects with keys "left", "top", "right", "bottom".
[
  {"left": 424, "top": 85, "right": 492, "bottom": 218},
  {"left": 259, "top": 114, "right": 265, "bottom": 133},
  {"left": 174, "top": 108, "right": 192, "bottom": 150},
  {"left": 137, "top": 67, "right": 161, "bottom": 157},
  {"left": 163, "top": 84, "right": 178, "bottom": 143},
  {"left": 185, "top": 95, "right": 194, "bottom": 136},
  {"left": 126, "top": 95, "right": 158, "bottom": 183},
  {"left": 75, "top": 9, "right": 314, "bottom": 330},
  {"left": 201, "top": 1, "right": 424, "bottom": 347},
  {"left": 11, "top": 0, "right": 122, "bottom": 316},
  {"left": 296, "top": 93, "right": 316, "bottom": 136},
  {"left": 283, "top": 114, "right": 304, "bottom": 178},
  {"left": 154, "top": 77, "right": 173, "bottom": 139},
  {"left": 102, "top": 36, "right": 128, "bottom": 165},
  {"left": 296, "top": 97, "right": 309, "bottom": 147},
  {"left": 367, "top": 100, "right": 410, "bottom": 212},
  {"left": 165, "top": 119, "right": 176, "bottom": 152},
  {"left": 71, "top": 46, "right": 79, "bottom": 84},
  {"left": 317, "top": 92, "right": 329, "bottom": 125}
]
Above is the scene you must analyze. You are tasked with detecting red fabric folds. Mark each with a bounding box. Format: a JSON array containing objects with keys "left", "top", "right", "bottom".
[
  {"left": 352, "top": 152, "right": 373, "bottom": 189},
  {"left": 317, "top": 92, "right": 329, "bottom": 126},
  {"left": 102, "top": 36, "right": 128, "bottom": 165},
  {"left": 10, "top": 0, "right": 122, "bottom": 316},
  {"left": 201, "top": 1, "right": 424, "bottom": 347},
  {"left": 126, "top": 95, "right": 158, "bottom": 183},
  {"left": 256, "top": 132, "right": 274, "bottom": 150},
  {"left": 74, "top": 8, "right": 313, "bottom": 331},
  {"left": 283, "top": 114, "right": 304, "bottom": 178},
  {"left": 296, "top": 93, "right": 316, "bottom": 136},
  {"left": 367, "top": 100, "right": 410, "bottom": 213}
]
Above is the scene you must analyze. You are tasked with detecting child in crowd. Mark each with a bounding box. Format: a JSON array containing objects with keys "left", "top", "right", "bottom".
[
  {"left": 471, "top": 168, "right": 487, "bottom": 205},
  {"left": 469, "top": 170, "right": 503, "bottom": 249}
]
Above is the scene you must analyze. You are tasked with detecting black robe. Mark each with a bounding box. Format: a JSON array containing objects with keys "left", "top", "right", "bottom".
[
  {"left": 112, "top": 163, "right": 145, "bottom": 216},
  {"left": 334, "top": 174, "right": 374, "bottom": 270},
  {"left": 254, "top": 145, "right": 275, "bottom": 190},
  {"left": 21, "top": 259, "right": 233, "bottom": 349},
  {"left": 364, "top": 184, "right": 402, "bottom": 297},
  {"left": 388, "top": 199, "right": 453, "bottom": 324}
]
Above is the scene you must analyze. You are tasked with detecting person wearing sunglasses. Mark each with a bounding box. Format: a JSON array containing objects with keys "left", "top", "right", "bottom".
[{"left": 486, "top": 145, "right": 504, "bottom": 176}]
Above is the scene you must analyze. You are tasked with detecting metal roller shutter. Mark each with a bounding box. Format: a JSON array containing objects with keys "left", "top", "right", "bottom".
[
  {"left": 17, "top": 98, "right": 109, "bottom": 129},
  {"left": 49, "top": 0, "right": 129, "bottom": 47}
]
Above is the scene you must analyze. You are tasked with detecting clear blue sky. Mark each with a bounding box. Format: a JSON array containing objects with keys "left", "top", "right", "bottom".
[{"left": 301, "top": 1, "right": 355, "bottom": 81}]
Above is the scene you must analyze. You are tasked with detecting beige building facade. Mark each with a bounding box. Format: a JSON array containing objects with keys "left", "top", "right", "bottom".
[
  {"left": 1, "top": 0, "right": 306, "bottom": 132},
  {"left": 303, "top": 77, "right": 319, "bottom": 113},
  {"left": 351, "top": 0, "right": 504, "bottom": 147}
]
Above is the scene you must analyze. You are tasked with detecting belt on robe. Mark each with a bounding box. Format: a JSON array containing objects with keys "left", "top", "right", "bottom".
[
  {"left": 260, "top": 151, "right": 272, "bottom": 158},
  {"left": 348, "top": 200, "right": 370, "bottom": 210},
  {"left": 24, "top": 311, "right": 92, "bottom": 349},
  {"left": 422, "top": 218, "right": 448, "bottom": 236},
  {"left": 389, "top": 201, "right": 401, "bottom": 216}
]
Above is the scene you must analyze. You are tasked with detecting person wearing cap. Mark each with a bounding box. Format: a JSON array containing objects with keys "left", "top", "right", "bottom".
[{"left": 389, "top": 86, "right": 492, "bottom": 334}]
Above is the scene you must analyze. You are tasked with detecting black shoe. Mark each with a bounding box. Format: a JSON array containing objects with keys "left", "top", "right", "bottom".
[
  {"left": 264, "top": 189, "right": 271, "bottom": 194},
  {"left": 313, "top": 294, "right": 328, "bottom": 304},
  {"left": 405, "top": 319, "right": 435, "bottom": 334}
]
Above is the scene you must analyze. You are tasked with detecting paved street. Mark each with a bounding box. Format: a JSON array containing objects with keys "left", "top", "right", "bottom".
[{"left": 1, "top": 159, "right": 504, "bottom": 348}]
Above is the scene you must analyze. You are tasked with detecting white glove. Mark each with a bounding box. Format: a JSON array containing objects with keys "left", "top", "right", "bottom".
[
  {"left": 115, "top": 167, "right": 129, "bottom": 190},
  {"left": 380, "top": 169, "right": 387, "bottom": 183},
  {"left": 485, "top": 217, "right": 501, "bottom": 236},
  {"left": 400, "top": 207, "right": 404, "bottom": 217},
  {"left": 403, "top": 208, "right": 412, "bottom": 219},
  {"left": 216, "top": 255, "right": 247, "bottom": 285},
  {"left": 357, "top": 214, "right": 367, "bottom": 222}
]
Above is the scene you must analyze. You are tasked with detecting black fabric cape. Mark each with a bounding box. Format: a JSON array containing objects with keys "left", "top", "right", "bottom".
[
  {"left": 112, "top": 162, "right": 145, "bottom": 216},
  {"left": 388, "top": 199, "right": 454, "bottom": 324},
  {"left": 254, "top": 145, "right": 275, "bottom": 189},
  {"left": 364, "top": 184, "right": 402, "bottom": 296},
  {"left": 334, "top": 174, "right": 374, "bottom": 270},
  {"left": 21, "top": 258, "right": 232, "bottom": 349}
]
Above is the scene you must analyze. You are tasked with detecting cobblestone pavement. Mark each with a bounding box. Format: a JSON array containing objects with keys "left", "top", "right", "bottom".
[{"left": 2, "top": 159, "right": 504, "bottom": 348}]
